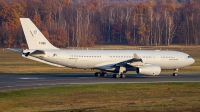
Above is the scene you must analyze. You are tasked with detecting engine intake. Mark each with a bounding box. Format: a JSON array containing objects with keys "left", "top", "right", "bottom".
[{"left": 136, "top": 65, "right": 161, "bottom": 76}]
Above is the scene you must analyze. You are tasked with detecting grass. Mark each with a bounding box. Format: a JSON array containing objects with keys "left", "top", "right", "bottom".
[
  {"left": 0, "top": 45, "right": 200, "bottom": 74},
  {"left": 0, "top": 83, "right": 200, "bottom": 111}
]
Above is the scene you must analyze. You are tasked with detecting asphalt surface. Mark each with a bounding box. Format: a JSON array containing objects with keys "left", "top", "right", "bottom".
[{"left": 0, "top": 73, "right": 200, "bottom": 91}]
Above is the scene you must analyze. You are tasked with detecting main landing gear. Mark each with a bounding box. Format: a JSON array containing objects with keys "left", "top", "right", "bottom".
[
  {"left": 95, "top": 67, "right": 126, "bottom": 78},
  {"left": 112, "top": 66, "right": 126, "bottom": 78},
  {"left": 94, "top": 72, "right": 126, "bottom": 78},
  {"left": 113, "top": 73, "right": 126, "bottom": 78},
  {"left": 173, "top": 68, "right": 178, "bottom": 76},
  {"left": 94, "top": 71, "right": 107, "bottom": 77}
]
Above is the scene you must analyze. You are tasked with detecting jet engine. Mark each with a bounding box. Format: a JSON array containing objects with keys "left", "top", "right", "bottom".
[{"left": 136, "top": 65, "right": 161, "bottom": 76}]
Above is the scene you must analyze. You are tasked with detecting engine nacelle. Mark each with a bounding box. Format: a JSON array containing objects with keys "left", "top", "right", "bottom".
[{"left": 136, "top": 65, "right": 161, "bottom": 76}]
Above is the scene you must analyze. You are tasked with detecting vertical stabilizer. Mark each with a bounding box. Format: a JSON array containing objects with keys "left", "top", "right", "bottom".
[{"left": 20, "top": 18, "right": 58, "bottom": 50}]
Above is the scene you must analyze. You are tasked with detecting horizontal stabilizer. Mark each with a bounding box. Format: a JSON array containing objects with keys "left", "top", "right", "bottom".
[{"left": 7, "top": 48, "right": 23, "bottom": 52}]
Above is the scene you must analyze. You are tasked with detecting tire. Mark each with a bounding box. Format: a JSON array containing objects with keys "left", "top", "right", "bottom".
[
  {"left": 103, "top": 73, "right": 107, "bottom": 77},
  {"left": 116, "top": 74, "right": 120, "bottom": 78},
  {"left": 173, "top": 73, "right": 177, "bottom": 76},
  {"left": 121, "top": 74, "right": 126, "bottom": 78},
  {"left": 97, "top": 73, "right": 101, "bottom": 77}
]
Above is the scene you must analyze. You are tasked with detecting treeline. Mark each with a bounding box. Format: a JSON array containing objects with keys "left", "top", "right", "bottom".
[{"left": 0, "top": 0, "right": 200, "bottom": 48}]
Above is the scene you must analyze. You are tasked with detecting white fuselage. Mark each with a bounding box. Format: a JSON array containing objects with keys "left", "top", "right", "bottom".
[{"left": 40, "top": 50, "right": 194, "bottom": 70}]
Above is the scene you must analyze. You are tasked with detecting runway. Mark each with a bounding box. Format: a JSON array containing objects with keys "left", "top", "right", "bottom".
[{"left": 0, "top": 73, "right": 200, "bottom": 91}]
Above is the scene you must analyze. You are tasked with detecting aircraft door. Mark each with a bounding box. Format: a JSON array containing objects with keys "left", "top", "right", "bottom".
[
  {"left": 155, "top": 53, "right": 160, "bottom": 61},
  {"left": 102, "top": 54, "right": 106, "bottom": 61},
  {"left": 179, "top": 53, "right": 184, "bottom": 61}
]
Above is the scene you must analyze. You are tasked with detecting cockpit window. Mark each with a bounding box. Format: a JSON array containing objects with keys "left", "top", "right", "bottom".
[{"left": 188, "top": 56, "right": 191, "bottom": 58}]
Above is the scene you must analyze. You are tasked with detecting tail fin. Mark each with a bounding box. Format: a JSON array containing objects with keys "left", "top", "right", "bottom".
[{"left": 20, "top": 18, "right": 58, "bottom": 50}]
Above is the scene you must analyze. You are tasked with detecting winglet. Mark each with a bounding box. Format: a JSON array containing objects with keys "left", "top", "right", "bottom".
[
  {"left": 134, "top": 53, "right": 140, "bottom": 59},
  {"left": 133, "top": 53, "right": 143, "bottom": 62}
]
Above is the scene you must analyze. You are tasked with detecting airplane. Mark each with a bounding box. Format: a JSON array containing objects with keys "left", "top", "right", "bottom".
[{"left": 8, "top": 18, "right": 195, "bottom": 78}]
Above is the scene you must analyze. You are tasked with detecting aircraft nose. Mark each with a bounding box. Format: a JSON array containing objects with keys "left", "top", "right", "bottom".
[
  {"left": 191, "top": 58, "right": 195, "bottom": 64},
  {"left": 188, "top": 57, "right": 195, "bottom": 66}
]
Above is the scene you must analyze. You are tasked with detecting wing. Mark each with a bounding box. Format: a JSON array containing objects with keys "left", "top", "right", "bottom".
[
  {"left": 116, "top": 53, "right": 143, "bottom": 67},
  {"left": 94, "top": 53, "right": 144, "bottom": 70}
]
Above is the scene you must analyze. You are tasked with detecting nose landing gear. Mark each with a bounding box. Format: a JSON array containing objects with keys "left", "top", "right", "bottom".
[{"left": 173, "top": 68, "right": 178, "bottom": 76}]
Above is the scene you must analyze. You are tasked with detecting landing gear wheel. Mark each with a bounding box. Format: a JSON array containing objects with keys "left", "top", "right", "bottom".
[
  {"left": 173, "top": 73, "right": 177, "bottom": 76},
  {"left": 97, "top": 73, "right": 101, "bottom": 77},
  {"left": 103, "top": 73, "right": 107, "bottom": 77},
  {"left": 95, "top": 72, "right": 101, "bottom": 77},
  {"left": 121, "top": 74, "right": 126, "bottom": 78},
  {"left": 101, "top": 72, "right": 107, "bottom": 77},
  {"left": 95, "top": 72, "right": 107, "bottom": 77},
  {"left": 113, "top": 74, "right": 116, "bottom": 78},
  {"left": 116, "top": 74, "right": 120, "bottom": 78}
]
